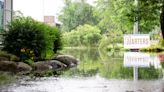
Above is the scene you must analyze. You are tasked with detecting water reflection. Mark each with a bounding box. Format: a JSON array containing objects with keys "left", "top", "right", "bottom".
[
  {"left": 1, "top": 48, "right": 164, "bottom": 92},
  {"left": 61, "top": 48, "right": 163, "bottom": 80},
  {"left": 124, "top": 52, "right": 162, "bottom": 80},
  {"left": 124, "top": 52, "right": 162, "bottom": 68}
]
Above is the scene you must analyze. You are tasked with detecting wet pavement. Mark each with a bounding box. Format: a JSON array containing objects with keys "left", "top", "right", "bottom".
[{"left": 1, "top": 76, "right": 164, "bottom": 92}]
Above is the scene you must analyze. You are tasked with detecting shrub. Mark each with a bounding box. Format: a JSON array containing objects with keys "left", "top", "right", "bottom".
[
  {"left": 63, "top": 24, "right": 102, "bottom": 47},
  {"left": 3, "top": 17, "right": 62, "bottom": 61}
]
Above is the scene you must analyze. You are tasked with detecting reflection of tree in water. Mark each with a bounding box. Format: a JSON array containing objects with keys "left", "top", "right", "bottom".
[
  {"left": 61, "top": 68, "right": 99, "bottom": 77},
  {"left": 107, "top": 51, "right": 123, "bottom": 58},
  {"left": 161, "top": 62, "right": 164, "bottom": 68},
  {"left": 61, "top": 48, "right": 100, "bottom": 77},
  {"left": 61, "top": 48, "right": 163, "bottom": 80},
  {"left": 100, "top": 58, "right": 133, "bottom": 79},
  {"left": 100, "top": 59, "right": 162, "bottom": 80},
  {"left": 138, "top": 67, "right": 162, "bottom": 79},
  {"left": 61, "top": 48, "right": 100, "bottom": 61}
]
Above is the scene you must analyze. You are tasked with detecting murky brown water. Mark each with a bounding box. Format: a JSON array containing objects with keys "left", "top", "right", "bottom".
[{"left": 1, "top": 49, "right": 164, "bottom": 92}]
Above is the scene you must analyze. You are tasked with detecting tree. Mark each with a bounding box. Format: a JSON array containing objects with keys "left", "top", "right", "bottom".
[
  {"left": 160, "top": 0, "right": 164, "bottom": 38},
  {"left": 96, "top": 0, "right": 133, "bottom": 34},
  {"left": 132, "top": 0, "right": 163, "bottom": 37},
  {"left": 58, "top": 0, "right": 98, "bottom": 32},
  {"left": 96, "top": 0, "right": 161, "bottom": 34}
]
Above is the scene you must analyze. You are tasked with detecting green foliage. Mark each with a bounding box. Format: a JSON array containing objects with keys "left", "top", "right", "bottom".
[
  {"left": 140, "top": 37, "right": 164, "bottom": 52},
  {"left": 132, "top": 0, "right": 161, "bottom": 33},
  {"left": 99, "top": 30, "right": 123, "bottom": 51},
  {"left": 96, "top": 0, "right": 133, "bottom": 33},
  {"left": 63, "top": 24, "right": 102, "bottom": 47},
  {"left": 161, "top": 62, "right": 164, "bottom": 68},
  {"left": 96, "top": 0, "right": 161, "bottom": 33},
  {"left": 58, "top": 0, "right": 98, "bottom": 32},
  {"left": 149, "top": 27, "right": 161, "bottom": 40},
  {"left": 138, "top": 67, "right": 162, "bottom": 79},
  {"left": 140, "top": 45, "right": 164, "bottom": 52},
  {"left": 3, "top": 17, "right": 62, "bottom": 61},
  {"left": 24, "top": 59, "right": 34, "bottom": 65}
]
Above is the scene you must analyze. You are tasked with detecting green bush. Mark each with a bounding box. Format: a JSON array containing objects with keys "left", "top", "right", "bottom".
[
  {"left": 3, "top": 17, "right": 62, "bottom": 61},
  {"left": 63, "top": 24, "right": 102, "bottom": 47}
]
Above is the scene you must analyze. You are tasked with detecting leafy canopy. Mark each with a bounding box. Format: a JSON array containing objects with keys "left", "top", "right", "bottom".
[{"left": 59, "top": 0, "right": 98, "bottom": 32}]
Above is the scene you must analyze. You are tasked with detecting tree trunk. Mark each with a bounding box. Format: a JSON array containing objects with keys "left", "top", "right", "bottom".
[{"left": 160, "top": 1, "right": 164, "bottom": 39}]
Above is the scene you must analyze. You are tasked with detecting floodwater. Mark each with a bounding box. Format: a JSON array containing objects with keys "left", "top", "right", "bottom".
[{"left": 1, "top": 48, "right": 164, "bottom": 92}]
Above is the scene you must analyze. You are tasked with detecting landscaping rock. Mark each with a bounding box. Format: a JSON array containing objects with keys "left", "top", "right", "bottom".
[
  {"left": 48, "top": 60, "right": 67, "bottom": 70},
  {"left": 33, "top": 62, "right": 50, "bottom": 72},
  {"left": 0, "top": 61, "right": 17, "bottom": 72},
  {"left": 33, "top": 60, "right": 67, "bottom": 72},
  {"left": 54, "top": 55, "right": 79, "bottom": 68},
  {"left": 17, "top": 62, "right": 32, "bottom": 74},
  {"left": 0, "top": 57, "right": 9, "bottom": 61}
]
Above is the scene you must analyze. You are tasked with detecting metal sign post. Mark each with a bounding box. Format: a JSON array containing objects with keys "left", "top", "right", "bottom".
[
  {"left": 134, "top": 0, "right": 138, "bottom": 34},
  {"left": 134, "top": 0, "right": 138, "bottom": 80}
]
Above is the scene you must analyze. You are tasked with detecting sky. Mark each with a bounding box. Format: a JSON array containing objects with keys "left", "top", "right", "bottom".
[{"left": 13, "top": 0, "right": 96, "bottom": 22}]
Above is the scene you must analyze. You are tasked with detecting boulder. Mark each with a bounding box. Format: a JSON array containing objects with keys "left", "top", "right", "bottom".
[
  {"left": 0, "top": 61, "right": 17, "bottom": 72},
  {"left": 54, "top": 55, "right": 79, "bottom": 68},
  {"left": 0, "top": 57, "right": 9, "bottom": 61},
  {"left": 33, "top": 60, "right": 67, "bottom": 72},
  {"left": 33, "top": 62, "right": 50, "bottom": 72},
  {"left": 48, "top": 60, "right": 67, "bottom": 70},
  {"left": 16, "top": 62, "right": 32, "bottom": 74}
]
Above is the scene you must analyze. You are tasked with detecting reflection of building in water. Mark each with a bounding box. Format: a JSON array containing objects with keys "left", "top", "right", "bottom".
[{"left": 124, "top": 52, "right": 162, "bottom": 69}]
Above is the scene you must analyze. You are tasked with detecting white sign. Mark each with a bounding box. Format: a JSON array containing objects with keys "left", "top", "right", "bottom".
[
  {"left": 124, "top": 52, "right": 162, "bottom": 68},
  {"left": 124, "top": 52, "right": 150, "bottom": 67},
  {"left": 124, "top": 34, "right": 150, "bottom": 49}
]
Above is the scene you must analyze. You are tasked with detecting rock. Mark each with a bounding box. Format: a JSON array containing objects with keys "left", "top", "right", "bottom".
[
  {"left": 33, "top": 62, "right": 50, "bottom": 72},
  {"left": 54, "top": 55, "right": 79, "bottom": 68},
  {"left": 0, "top": 57, "right": 10, "bottom": 61},
  {"left": 33, "top": 60, "right": 67, "bottom": 72},
  {"left": 0, "top": 61, "right": 17, "bottom": 72},
  {"left": 48, "top": 60, "right": 67, "bottom": 70},
  {"left": 17, "top": 62, "right": 32, "bottom": 74}
]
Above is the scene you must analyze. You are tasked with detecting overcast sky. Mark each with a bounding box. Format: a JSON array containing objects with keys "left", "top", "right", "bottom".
[{"left": 13, "top": 0, "right": 96, "bottom": 22}]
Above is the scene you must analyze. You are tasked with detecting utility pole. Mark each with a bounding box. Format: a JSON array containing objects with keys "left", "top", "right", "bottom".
[{"left": 133, "top": 0, "right": 138, "bottom": 34}]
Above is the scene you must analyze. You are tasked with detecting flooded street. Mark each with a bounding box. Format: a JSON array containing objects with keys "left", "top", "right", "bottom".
[
  {"left": 1, "top": 76, "right": 164, "bottom": 92},
  {"left": 1, "top": 48, "right": 164, "bottom": 92}
]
